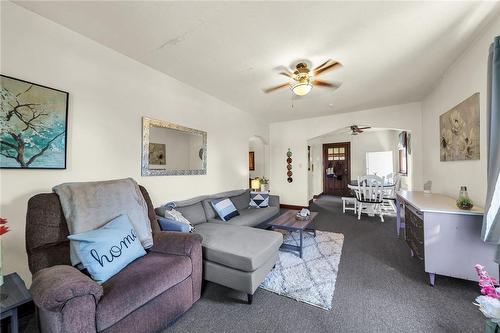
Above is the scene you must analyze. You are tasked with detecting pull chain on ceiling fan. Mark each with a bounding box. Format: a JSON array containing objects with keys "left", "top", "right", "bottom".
[{"left": 263, "top": 59, "right": 342, "bottom": 96}]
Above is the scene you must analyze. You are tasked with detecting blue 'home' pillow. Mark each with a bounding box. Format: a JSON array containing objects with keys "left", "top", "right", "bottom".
[
  {"left": 211, "top": 198, "right": 240, "bottom": 221},
  {"left": 68, "top": 214, "right": 146, "bottom": 284}
]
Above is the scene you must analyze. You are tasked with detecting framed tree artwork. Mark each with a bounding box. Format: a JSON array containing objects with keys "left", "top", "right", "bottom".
[{"left": 1, "top": 75, "right": 68, "bottom": 169}]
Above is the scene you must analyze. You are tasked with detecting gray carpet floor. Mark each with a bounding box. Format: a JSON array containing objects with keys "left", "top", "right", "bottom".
[
  {"left": 165, "top": 196, "right": 484, "bottom": 333},
  {"left": 16, "top": 196, "right": 485, "bottom": 332}
]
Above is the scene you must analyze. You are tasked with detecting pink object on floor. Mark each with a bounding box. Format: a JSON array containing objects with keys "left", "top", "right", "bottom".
[{"left": 475, "top": 264, "right": 500, "bottom": 300}]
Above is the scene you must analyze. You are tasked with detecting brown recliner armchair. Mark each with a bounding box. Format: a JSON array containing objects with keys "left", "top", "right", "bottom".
[{"left": 26, "top": 186, "right": 202, "bottom": 333}]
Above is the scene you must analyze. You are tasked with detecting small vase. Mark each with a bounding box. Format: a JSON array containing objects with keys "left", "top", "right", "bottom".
[
  {"left": 458, "top": 186, "right": 469, "bottom": 200},
  {"left": 260, "top": 184, "right": 269, "bottom": 192}
]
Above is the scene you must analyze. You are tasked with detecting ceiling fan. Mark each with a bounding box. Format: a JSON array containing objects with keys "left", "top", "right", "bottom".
[
  {"left": 263, "top": 59, "right": 342, "bottom": 96},
  {"left": 349, "top": 125, "right": 371, "bottom": 135}
]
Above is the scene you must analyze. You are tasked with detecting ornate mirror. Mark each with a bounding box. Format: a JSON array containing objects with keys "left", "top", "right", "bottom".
[{"left": 142, "top": 117, "right": 207, "bottom": 176}]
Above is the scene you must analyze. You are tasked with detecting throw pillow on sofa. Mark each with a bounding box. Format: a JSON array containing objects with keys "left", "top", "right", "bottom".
[
  {"left": 164, "top": 209, "right": 194, "bottom": 231},
  {"left": 249, "top": 192, "right": 270, "bottom": 208},
  {"left": 158, "top": 216, "right": 192, "bottom": 233},
  {"left": 211, "top": 198, "right": 240, "bottom": 221},
  {"left": 68, "top": 214, "right": 146, "bottom": 284}
]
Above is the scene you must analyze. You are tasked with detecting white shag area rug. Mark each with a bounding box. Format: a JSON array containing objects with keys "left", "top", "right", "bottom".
[{"left": 260, "top": 230, "right": 344, "bottom": 310}]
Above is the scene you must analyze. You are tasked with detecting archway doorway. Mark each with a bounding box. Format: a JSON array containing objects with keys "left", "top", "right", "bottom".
[{"left": 248, "top": 136, "right": 268, "bottom": 189}]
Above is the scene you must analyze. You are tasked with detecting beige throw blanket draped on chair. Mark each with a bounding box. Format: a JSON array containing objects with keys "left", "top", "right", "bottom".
[{"left": 53, "top": 178, "right": 153, "bottom": 266}]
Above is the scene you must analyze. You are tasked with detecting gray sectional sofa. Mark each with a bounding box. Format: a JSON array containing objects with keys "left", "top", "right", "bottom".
[{"left": 155, "top": 189, "right": 283, "bottom": 303}]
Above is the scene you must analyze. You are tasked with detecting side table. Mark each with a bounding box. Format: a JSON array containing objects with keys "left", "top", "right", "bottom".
[{"left": 1, "top": 273, "right": 32, "bottom": 333}]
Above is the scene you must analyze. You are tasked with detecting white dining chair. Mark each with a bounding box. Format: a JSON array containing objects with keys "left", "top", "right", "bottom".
[
  {"left": 382, "top": 173, "right": 401, "bottom": 214},
  {"left": 355, "top": 175, "right": 385, "bottom": 222}
]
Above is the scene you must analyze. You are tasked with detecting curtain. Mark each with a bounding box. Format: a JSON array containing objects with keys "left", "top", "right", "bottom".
[{"left": 481, "top": 36, "right": 500, "bottom": 261}]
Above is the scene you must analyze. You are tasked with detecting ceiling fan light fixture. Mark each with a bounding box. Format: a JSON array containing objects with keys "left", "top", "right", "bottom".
[{"left": 291, "top": 81, "right": 312, "bottom": 96}]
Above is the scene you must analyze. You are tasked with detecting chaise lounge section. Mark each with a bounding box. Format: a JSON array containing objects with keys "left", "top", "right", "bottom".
[{"left": 156, "top": 189, "right": 283, "bottom": 303}]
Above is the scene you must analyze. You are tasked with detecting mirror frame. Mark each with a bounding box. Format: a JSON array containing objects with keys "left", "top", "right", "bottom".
[{"left": 141, "top": 117, "right": 207, "bottom": 176}]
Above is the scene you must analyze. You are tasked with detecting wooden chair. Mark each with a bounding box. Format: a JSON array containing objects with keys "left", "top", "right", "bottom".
[{"left": 355, "top": 175, "right": 385, "bottom": 222}]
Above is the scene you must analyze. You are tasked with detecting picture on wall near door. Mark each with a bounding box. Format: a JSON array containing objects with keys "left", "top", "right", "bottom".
[
  {"left": 0, "top": 75, "right": 68, "bottom": 169},
  {"left": 249, "top": 151, "right": 255, "bottom": 171},
  {"left": 440, "top": 93, "right": 480, "bottom": 161}
]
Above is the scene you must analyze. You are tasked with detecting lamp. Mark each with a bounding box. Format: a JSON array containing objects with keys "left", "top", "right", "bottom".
[
  {"left": 251, "top": 178, "right": 261, "bottom": 191},
  {"left": 291, "top": 77, "right": 312, "bottom": 96}
]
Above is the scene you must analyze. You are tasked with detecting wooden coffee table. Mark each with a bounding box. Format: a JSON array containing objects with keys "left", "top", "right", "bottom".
[{"left": 269, "top": 210, "right": 318, "bottom": 258}]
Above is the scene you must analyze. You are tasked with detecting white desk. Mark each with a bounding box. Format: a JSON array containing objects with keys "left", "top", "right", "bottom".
[{"left": 395, "top": 190, "right": 498, "bottom": 286}]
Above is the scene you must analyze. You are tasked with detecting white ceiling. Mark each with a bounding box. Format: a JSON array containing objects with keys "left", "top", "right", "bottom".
[{"left": 15, "top": 1, "right": 500, "bottom": 123}]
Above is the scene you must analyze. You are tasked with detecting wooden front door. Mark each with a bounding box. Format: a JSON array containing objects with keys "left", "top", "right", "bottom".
[{"left": 323, "top": 142, "right": 351, "bottom": 196}]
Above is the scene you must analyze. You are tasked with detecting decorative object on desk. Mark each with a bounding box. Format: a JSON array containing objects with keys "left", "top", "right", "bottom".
[
  {"left": 148, "top": 143, "right": 166, "bottom": 165},
  {"left": 423, "top": 181, "right": 432, "bottom": 194},
  {"left": 474, "top": 265, "right": 500, "bottom": 325},
  {"left": 0, "top": 75, "right": 68, "bottom": 169},
  {"left": 286, "top": 148, "right": 293, "bottom": 183},
  {"left": 0, "top": 217, "right": 9, "bottom": 287},
  {"left": 250, "top": 178, "right": 261, "bottom": 191},
  {"left": 249, "top": 151, "right": 255, "bottom": 171},
  {"left": 440, "top": 93, "right": 480, "bottom": 161},
  {"left": 260, "top": 231, "right": 344, "bottom": 310},
  {"left": 457, "top": 186, "right": 474, "bottom": 210},
  {"left": 259, "top": 177, "right": 270, "bottom": 192}
]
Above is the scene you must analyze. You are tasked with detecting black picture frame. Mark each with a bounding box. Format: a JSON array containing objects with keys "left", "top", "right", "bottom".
[{"left": 0, "top": 74, "right": 69, "bottom": 169}]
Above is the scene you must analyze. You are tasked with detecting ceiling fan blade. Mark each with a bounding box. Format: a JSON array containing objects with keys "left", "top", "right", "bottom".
[
  {"left": 313, "top": 59, "right": 333, "bottom": 71},
  {"left": 311, "top": 80, "right": 340, "bottom": 88},
  {"left": 279, "top": 71, "right": 294, "bottom": 78},
  {"left": 262, "top": 82, "right": 290, "bottom": 93},
  {"left": 357, "top": 126, "right": 371, "bottom": 130},
  {"left": 313, "top": 61, "right": 342, "bottom": 77}
]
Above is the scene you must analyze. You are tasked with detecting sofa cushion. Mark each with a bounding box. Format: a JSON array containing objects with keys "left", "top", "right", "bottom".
[
  {"left": 229, "top": 190, "right": 251, "bottom": 210},
  {"left": 175, "top": 201, "right": 207, "bottom": 225},
  {"left": 194, "top": 223, "right": 282, "bottom": 272},
  {"left": 209, "top": 206, "right": 279, "bottom": 227},
  {"left": 96, "top": 252, "right": 191, "bottom": 331}
]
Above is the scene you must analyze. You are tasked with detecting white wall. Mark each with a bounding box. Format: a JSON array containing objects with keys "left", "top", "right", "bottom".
[
  {"left": 0, "top": 2, "right": 268, "bottom": 284},
  {"left": 307, "top": 129, "right": 406, "bottom": 200},
  {"left": 270, "top": 103, "right": 423, "bottom": 206},
  {"left": 422, "top": 19, "right": 500, "bottom": 206}
]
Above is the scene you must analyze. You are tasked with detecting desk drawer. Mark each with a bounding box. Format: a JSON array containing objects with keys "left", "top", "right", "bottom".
[{"left": 405, "top": 205, "right": 424, "bottom": 260}]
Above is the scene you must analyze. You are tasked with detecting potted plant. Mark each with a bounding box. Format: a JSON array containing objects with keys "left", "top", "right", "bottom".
[
  {"left": 260, "top": 177, "right": 270, "bottom": 192},
  {"left": 457, "top": 197, "right": 473, "bottom": 210}
]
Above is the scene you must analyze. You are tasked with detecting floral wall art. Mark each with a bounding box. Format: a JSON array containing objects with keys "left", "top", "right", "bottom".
[
  {"left": 1, "top": 75, "right": 68, "bottom": 169},
  {"left": 440, "top": 93, "right": 480, "bottom": 162}
]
